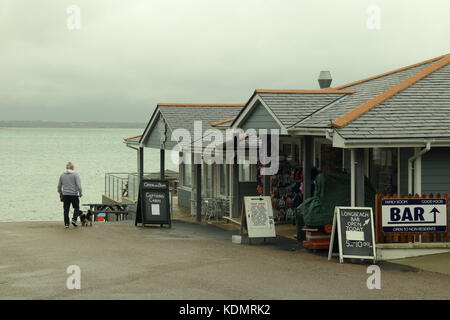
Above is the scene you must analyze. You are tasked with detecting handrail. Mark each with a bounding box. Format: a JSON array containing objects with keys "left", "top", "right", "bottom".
[{"left": 104, "top": 171, "right": 180, "bottom": 203}]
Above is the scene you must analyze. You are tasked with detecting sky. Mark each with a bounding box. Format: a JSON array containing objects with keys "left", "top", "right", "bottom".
[{"left": 1, "top": 0, "right": 449, "bottom": 122}]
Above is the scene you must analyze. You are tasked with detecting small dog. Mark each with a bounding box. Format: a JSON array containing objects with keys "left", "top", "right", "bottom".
[{"left": 79, "top": 210, "right": 94, "bottom": 227}]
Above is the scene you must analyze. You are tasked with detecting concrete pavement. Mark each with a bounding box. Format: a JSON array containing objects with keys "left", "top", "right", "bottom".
[
  {"left": 0, "top": 220, "right": 449, "bottom": 300},
  {"left": 388, "top": 253, "right": 450, "bottom": 276}
]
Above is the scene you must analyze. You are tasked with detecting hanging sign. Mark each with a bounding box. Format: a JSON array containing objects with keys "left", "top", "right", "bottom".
[
  {"left": 381, "top": 198, "right": 447, "bottom": 233},
  {"left": 240, "top": 196, "right": 276, "bottom": 239},
  {"left": 135, "top": 180, "right": 171, "bottom": 228},
  {"left": 328, "top": 207, "right": 376, "bottom": 263}
]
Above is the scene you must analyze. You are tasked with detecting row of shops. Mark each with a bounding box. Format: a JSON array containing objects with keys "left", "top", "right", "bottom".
[{"left": 123, "top": 53, "right": 450, "bottom": 259}]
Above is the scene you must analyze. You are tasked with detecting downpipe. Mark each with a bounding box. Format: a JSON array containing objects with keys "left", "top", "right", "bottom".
[{"left": 408, "top": 141, "right": 431, "bottom": 194}]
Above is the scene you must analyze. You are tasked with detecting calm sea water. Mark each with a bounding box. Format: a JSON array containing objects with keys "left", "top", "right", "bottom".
[{"left": 0, "top": 127, "right": 177, "bottom": 222}]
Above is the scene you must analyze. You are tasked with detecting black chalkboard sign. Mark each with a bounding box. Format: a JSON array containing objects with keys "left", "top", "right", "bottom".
[
  {"left": 328, "top": 207, "right": 376, "bottom": 263},
  {"left": 135, "top": 179, "right": 171, "bottom": 228}
]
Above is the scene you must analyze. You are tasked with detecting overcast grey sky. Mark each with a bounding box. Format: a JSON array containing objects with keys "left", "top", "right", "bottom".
[{"left": 1, "top": 0, "right": 449, "bottom": 122}]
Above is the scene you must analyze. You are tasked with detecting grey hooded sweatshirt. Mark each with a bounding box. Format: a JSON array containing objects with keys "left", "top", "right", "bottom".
[{"left": 58, "top": 170, "right": 82, "bottom": 196}]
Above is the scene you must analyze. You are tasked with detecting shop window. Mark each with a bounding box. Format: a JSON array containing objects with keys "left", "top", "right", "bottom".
[
  {"left": 320, "top": 144, "right": 343, "bottom": 174},
  {"left": 282, "top": 144, "right": 292, "bottom": 160},
  {"left": 202, "top": 164, "right": 214, "bottom": 197},
  {"left": 239, "top": 160, "right": 256, "bottom": 182},
  {"left": 182, "top": 163, "right": 192, "bottom": 187},
  {"left": 219, "top": 165, "right": 229, "bottom": 196},
  {"left": 256, "top": 143, "right": 303, "bottom": 222},
  {"left": 369, "top": 148, "right": 398, "bottom": 194},
  {"left": 294, "top": 144, "right": 300, "bottom": 165}
]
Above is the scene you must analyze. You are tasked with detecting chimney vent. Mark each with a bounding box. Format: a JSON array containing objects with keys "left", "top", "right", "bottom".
[{"left": 318, "top": 71, "right": 332, "bottom": 89}]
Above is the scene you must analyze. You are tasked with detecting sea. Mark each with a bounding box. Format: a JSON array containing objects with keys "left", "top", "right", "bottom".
[{"left": 0, "top": 127, "right": 178, "bottom": 222}]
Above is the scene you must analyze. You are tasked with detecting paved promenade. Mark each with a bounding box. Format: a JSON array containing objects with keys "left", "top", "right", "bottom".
[{"left": 0, "top": 220, "right": 449, "bottom": 300}]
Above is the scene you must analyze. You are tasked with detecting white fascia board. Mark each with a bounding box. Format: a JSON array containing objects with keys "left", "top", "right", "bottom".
[
  {"left": 124, "top": 143, "right": 139, "bottom": 150},
  {"left": 231, "top": 94, "right": 259, "bottom": 130},
  {"left": 139, "top": 108, "right": 161, "bottom": 148},
  {"left": 124, "top": 141, "right": 140, "bottom": 148},
  {"left": 232, "top": 94, "right": 288, "bottom": 135},
  {"left": 335, "top": 138, "right": 450, "bottom": 149},
  {"left": 258, "top": 98, "right": 288, "bottom": 135},
  {"left": 332, "top": 131, "right": 346, "bottom": 148}
]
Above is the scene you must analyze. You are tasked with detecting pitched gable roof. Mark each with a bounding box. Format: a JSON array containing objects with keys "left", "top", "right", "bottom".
[
  {"left": 158, "top": 103, "right": 244, "bottom": 136},
  {"left": 255, "top": 89, "right": 355, "bottom": 94},
  {"left": 332, "top": 54, "right": 450, "bottom": 128},
  {"left": 258, "top": 92, "right": 349, "bottom": 128},
  {"left": 232, "top": 88, "right": 354, "bottom": 130},
  {"left": 292, "top": 55, "right": 445, "bottom": 129},
  {"left": 336, "top": 60, "right": 450, "bottom": 140},
  {"left": 334, "top": 54, "right": 447, "bottom": 90},
  {"left": 140, "top": 103, "right": 244, "bottom": 148}
]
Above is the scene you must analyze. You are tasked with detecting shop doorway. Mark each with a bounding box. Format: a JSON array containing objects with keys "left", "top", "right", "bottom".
[{"left": 316, "top": 140, "right": 343, "bottom": 174}]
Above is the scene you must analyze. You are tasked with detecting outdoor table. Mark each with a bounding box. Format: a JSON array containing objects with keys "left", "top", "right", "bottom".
[{"left": 82, "top": 203, "right": 129, "bottom": 221}]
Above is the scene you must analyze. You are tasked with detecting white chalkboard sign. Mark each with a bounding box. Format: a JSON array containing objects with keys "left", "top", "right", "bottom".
[
  {"left": 241, "top": 196, "right": 276, "bottom": 239},
  {"left": 328, "top": 207, "right": 376, "bottom": 263}
]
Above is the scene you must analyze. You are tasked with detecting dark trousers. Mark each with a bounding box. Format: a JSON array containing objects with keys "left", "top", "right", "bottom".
[{"left": 63, "top": 195, "right": 80, "bottom": 225}]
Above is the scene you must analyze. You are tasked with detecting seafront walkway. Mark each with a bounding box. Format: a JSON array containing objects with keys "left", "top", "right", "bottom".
[{"left": 0, "top": 219, "right": 449, "bottom": 300}]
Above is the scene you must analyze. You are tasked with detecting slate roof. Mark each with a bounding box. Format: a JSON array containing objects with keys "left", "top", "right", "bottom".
[
  {"left": 291, "top": 59, "right": 439, "bottom": 129},
  {"left": 140, "top": 53, "right": 450, "bottom": 147},
  {"left": 158, "top": 104, "right": 244, "bottom": 138},
  {"left": 336, "top": 61, "right": 450, "bottom": 139},
  {"left": 257, "top": 92, "right": 348, "bottom": 128},
  {"left": 138, "top": 103, "right": 245, "bottom": 151}
]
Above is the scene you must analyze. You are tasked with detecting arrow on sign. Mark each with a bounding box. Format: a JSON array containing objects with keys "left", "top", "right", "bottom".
[{"left": 429, "top": 207, "right": 440, "bottom": 223}]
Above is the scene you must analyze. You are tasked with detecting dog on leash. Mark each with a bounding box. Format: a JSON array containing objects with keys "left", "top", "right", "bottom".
[{"left": 79, "top": 210, "right": 94, "bottom": 227}]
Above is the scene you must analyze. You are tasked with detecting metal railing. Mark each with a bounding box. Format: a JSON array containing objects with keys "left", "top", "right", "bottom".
[
  {"left": 104, "top": 171, "right": 179, "bottom": 203},
  {"left": 104, "top": 173, "right": 130, "bottom": 203},
  {"left": 191, "top": 197, "right": 230, "bottom": 220},
  {"left": 127, "top": 173, "right": 141, "bottom": 201}
]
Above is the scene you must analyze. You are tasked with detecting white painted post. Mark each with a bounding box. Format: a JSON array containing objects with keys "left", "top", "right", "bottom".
[{"left": 415, "top": 151, "right": 422, "bottom": 195}]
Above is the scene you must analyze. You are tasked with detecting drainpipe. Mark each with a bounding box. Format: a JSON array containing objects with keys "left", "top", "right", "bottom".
[{"left": 408, "top": 141, "right": 431, "bottom": 194}]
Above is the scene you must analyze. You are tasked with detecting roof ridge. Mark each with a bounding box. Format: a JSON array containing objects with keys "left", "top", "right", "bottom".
[
  {"left": 211, "top": 117, "right": 236, "bottom": 126},
  {"left": 123, "top": 134, "right": 142, "bottom": 141},
  {"left": 256, "top": 89, "right": 355, "bottom": 94},
  {"left": 335, "top": 53, "right": 448, "bottom": 89},
  {"left": 158, "top": 103, "right": 245, "bottom": 107},
  {"left": 332, "top": 53, "right": 450, "bottom": 128}
]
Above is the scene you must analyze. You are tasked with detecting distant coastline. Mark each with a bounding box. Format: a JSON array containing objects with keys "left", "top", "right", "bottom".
[{"left": 0, "top": 121, "right": 146, "bottom": 129}]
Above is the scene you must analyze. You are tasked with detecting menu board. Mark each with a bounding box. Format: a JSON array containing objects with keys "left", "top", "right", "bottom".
[
  {"left": 328, "top": 207, "right": 376, "bottom": 263},
  {"left": 135, "top": 180, "right": 171, "bottom": 228}
]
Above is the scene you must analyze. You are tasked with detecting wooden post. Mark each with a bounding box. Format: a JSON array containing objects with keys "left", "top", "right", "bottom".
[
  {"left": 355, "top": 148, "right": 365, "bottom": 207},
  {"left": 444, "top": 194, "right": 449, "bottom": 243},
  {"left": 160, "top": 148, "right": 165, "bottom": 180},
  {"left": 195, "top": 153, "right": 202, "bottom": 222},
  {"left": 230, "top": 135, "right": 240, "bottom": 218},
  {"left": 374, "top": 193, "right": 383, "bottom": 243},
  {"left": 138, "top": 147, "right": 144, "bottom": 182},
  {"left": 302, "top": 136, "right": 313, "bottom": 199},
  {"left": 263, "top": 134, "right": 271, "bottom": 196}
]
